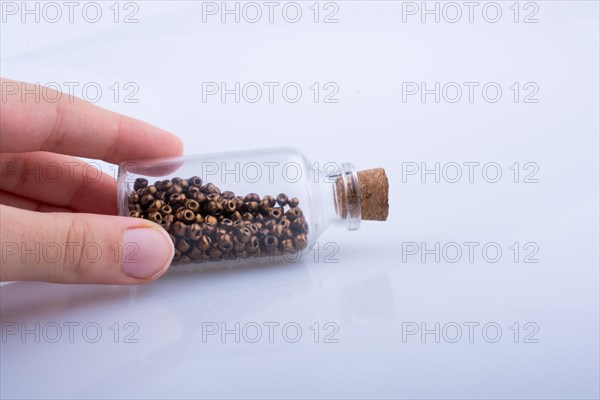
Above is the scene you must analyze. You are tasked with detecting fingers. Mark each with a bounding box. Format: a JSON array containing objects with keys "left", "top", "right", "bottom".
[
  {"left": 0, "top": 152, "right": 117, "bottom": 214},
  {"left": 0, "top": 78, "right": 183, "bottom": 164},
  {"left": 0, "top": 190, "right": 70, "bottom": 213},
  {"left": 0, "top": 205, "right": 174, "bottom": 284}
]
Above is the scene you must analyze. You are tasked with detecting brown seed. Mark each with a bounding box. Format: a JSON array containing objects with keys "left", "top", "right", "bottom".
[
  {"left": 203, "top": 223, "right": 217, "bottom": 237},
  {"left": 182, "top": 209, "right": 196, "bottom": 223},
  {"left": 295, "top": 233, "right": 308, "bottom": 250},
  {"left": 194, "top": 214, "right": 204, "bottom": 223},
  {"left": 281, "top": 239, "right": 295, "bottom": 252},
  {"left": 233, "top": 236, "right": 246, "bottom": 247},
  {"left": 285, "top": 207, "right": 302, "bottom": 220},
  {"left": 292, "top": 217, "right": 306, "bottom": 232},
  {"left": 282, "top": 228, "right": 294, "bottom": 239},
  {"left": 188, "top": 186, "right": 200, "bottom": 196},
  {"left": 158, "top": 218, "right": 171, "bottom": 231},
  {"left": 235, "top": 227, "right": 252, "bottom": 243},
  {"left": 217, "top": 234, "right": 234, "bottom": 251},
  {"left": 242, "top": 212, "right": 254, "bottom": 221},
  {"left": 207, "top": 193, "right": 221, "bottom": 202},
  {"left": 259, "top": 199, "right": 271, "bottom": 213},
  {"left": 169, "top": 193, "right": 186, "bottom": 205},
  {"left": 187, "top": 246, "right": 204, "bottom": 259},
  {"left": 248, "top": 224, "right": 260, "bottom": 234},
  {"left": 184, "top": 199, "right": 200, "bottom": 212},
  {"left": 271, "top": 224, "right": 284, "bottom": 237},
  {"left": 155, "top": 191, "right": 167, "bottom": 201},
  {"left": 133, "top": 178, "right": 148, "bottom": 191},
  {"left": 301, "top": 222, "right": 309, "bottom": 234},
  {"left": 244, "top": 193, "right": 260, "bottom": 203},
  {"left": 231, "top": 211, "right": 242, "bottom": 221},
  {"left": 222, "top": 191, "right": 235, "bottom": 199},
  {"left": 225, "top": 199, "right": 237, "bottom": 214},
  {"left": 148, "top": 199, "right": 165, "bottom": 212},
  {"left": 158, "top": 180, "right": 173, "bottom": 191},
  {"left": 165, "top": 214, "right": 175, "bottom": 223},
  {"left": 172, "top": 221, "right": 187, "bottom": 237},
  {"left": 174, "top": 208, "right": 185, "bottom": 220},
  {"left": 128, "top": 204, "right": 140, "bottom": 212},
  {"left": 262, "top": 195, "right": 276, "bottom": 207},
  {"left": 202, "top": 183, "right": 220, "bottom": 194},
  {"left": 161, "top": 205, "right": 173, "bottom": 215},
  {"left": 145, "top": 185, "right": 158, "bottom": 195},
  {"left": 176, "top": 237, "right": 193, "bottom": 253},
  {"left": 205, "top": 215, "right": 218, "bottom": 225},
  {"left": 276, "top": 193, "right": 288, "bottom": 206},
  {"left": 128, "top": 193, "right": 140, "bottom": 204},
  {"left": 269, "top": 208, "right": 283, "bottom": 219},
  {"left": 148, "top": 211, "right": 162, "bottom": 222},
  {"left": 206, "top": 200, "right": 223, "bottom": 215},
  {"left": 173, "top": 248, "right": 182, "bottom": 261},
  {"left": 265, "top": 220, "right": 276, "bottom": 230},
  {"left": 279, "top": 219, "right": 291, "bottom": 229},
  {"left": 172, "top": 177, "right": 183, "bottom": 185},
  {"left": 167, "top": 184, "right": 183, "bottom": 195},
  {"left": 206, "top": 246, "right": 222, "bottom": 259},
  {"left": 246, "top": 236, "right": 260, "bottom": 253},
  {"left": 196, "top": 235, "right": 213, "bottom": 251},
  {"left": 235, "top": 196, "right": 244, "bottom": 209},
  {"left": 180, "top": 179, "right": 189, "bottom": 190},
  {"left": 288, "top": 197, "right": 300, "bottom": 208},
  {"left": 193, "top": 192, "right": 207, "bottom": 204},
  {"left": 215, "top": 227, "right": 228, "bottom": 237},
  {"left": 197, "top": 251, "right": 210, "bottom": 263},
  {"left": 221, "top": 218, "right": 233, "bottom": 227},
  {"left": 264, "top": 235, "right": 278, "bottom": 248},
  {"left": 188, "top": 223, "right": 202, "bottom": 241},
  {"left": 128, "top": 211, "right": 141, "bottom": 218},
  {"left": 189, "top": 176, "right": 203, "bottom": 187},
  {"left": 245, "top": 201, "right": 259, "bottom": 213},
  {"left": 178, "top": 255, "right": 192, "bottom": 264},
  {"left": 140, "top": 194, "right": 154, "bottom": 207}
]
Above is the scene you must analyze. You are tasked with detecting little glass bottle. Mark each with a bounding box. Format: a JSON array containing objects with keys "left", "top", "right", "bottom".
[{"left": 117, "top": 147, "right": 388, "bottom": 267}]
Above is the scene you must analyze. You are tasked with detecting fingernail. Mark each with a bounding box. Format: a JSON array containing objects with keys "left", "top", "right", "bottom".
[{"left": 122, "top": 228, "right": 174, "bottom": 279}]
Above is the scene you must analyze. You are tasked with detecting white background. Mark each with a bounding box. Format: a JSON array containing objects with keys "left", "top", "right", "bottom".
[{"left": 1, "top": 1, "right": 599, "bottom": 399}]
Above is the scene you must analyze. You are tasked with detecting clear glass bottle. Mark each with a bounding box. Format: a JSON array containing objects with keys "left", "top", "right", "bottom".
[{"left": 117, "top": 147, "right": 388, "bottom": 267}]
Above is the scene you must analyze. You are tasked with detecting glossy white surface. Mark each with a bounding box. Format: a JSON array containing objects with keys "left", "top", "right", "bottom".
[{"left": 1, "top": 1, "right": 599, "bottom": 398}]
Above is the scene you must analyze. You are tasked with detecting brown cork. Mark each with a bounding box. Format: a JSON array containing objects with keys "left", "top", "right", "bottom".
[{"left": 357, "top": 168, "right": 389, "bottom": 221}]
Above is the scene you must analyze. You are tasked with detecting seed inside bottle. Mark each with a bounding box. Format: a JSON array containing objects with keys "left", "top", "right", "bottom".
[{"left": 127, "top": 177, "right": 309, "bottom": 264}]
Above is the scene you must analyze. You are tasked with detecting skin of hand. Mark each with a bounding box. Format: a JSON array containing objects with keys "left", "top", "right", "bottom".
[{"left": 0, "top": 78, "right": 183, "bottom": 284}]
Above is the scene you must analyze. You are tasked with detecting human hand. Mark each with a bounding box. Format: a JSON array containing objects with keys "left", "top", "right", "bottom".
[{"left": 0, "top": 78, "right": 182, "bottom": 284}]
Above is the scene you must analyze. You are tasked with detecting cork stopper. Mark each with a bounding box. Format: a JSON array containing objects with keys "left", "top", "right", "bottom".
[{"left": 357, "top": 168, "right": 389, "bottom": 221}]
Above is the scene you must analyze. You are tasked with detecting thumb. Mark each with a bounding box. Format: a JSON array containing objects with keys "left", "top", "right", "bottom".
[{"left": 0, "top": 205, "right": 174, "bottom": 284}]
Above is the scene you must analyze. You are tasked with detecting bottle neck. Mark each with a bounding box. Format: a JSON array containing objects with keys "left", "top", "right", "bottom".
[{"left": 318, "top": 163, "right": 361, "bottom": 232}]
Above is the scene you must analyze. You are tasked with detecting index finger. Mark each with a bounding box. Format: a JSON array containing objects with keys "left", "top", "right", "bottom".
[{"left": 0, "top": 78, "right": 183, "bottom": 164}]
